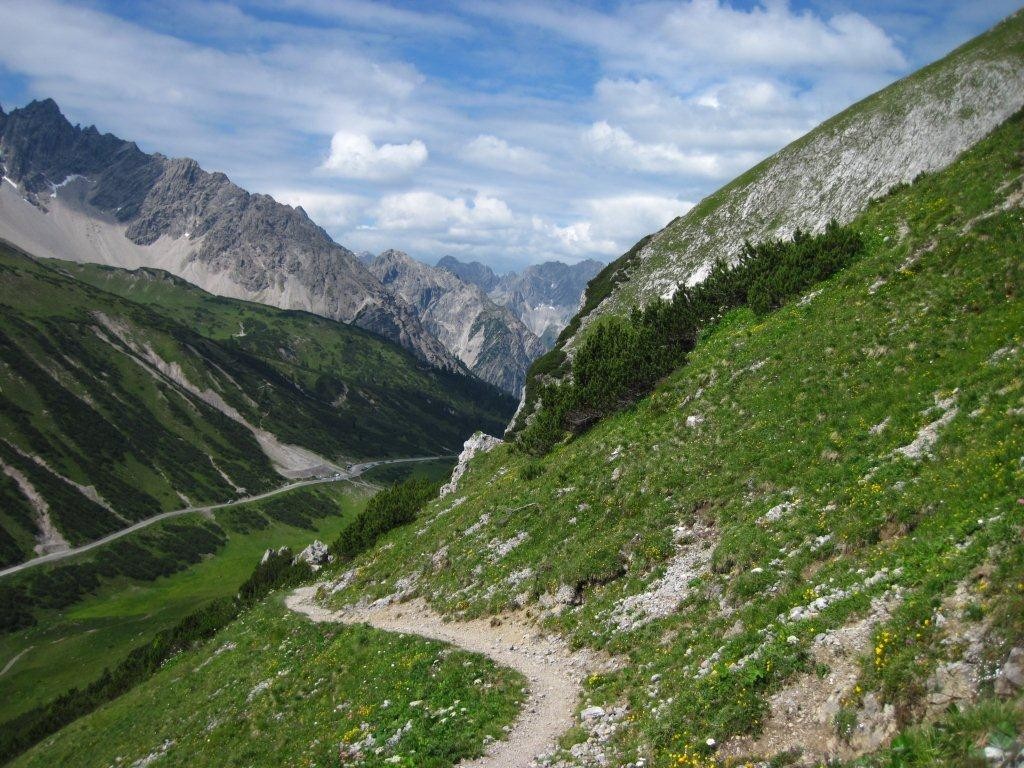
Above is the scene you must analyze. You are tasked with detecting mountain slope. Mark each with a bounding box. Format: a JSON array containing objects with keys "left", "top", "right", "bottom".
[
  {"left": 0, "top": 240, "right": 514, "bottom": 567},
  {"left": 0, "top": 99, "right": 459, "bottom": 371},
  {"left": 314, "top": 104, "right": 1024, "bottom": 766},
  {"left": 371, "top": 250, "right": 545, "bottom": 393},
  {"left": 533, "top": 10, "right": 1024, "bottom": 393}
]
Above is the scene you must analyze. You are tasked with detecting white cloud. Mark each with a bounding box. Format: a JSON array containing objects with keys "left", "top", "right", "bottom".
[
  {"left": 463, "top": 135, "right": 547, "bottom": 173},
  {"left": 533, "top": 219, "right": 619, "bottom": 258},
  {"left": 584, "top": 122, "right": 722, "bottom": 177},
  {"left": 530, "top": 194, "right": 691, "bottom": 258},
  {"left": 320, "top": 132, "right": 427, "bottom": 180},
  {"left": 585, "top": 195, "right": 692, "bottom": 241},
  {"left": 273, "top": 190, "right": 368, "bottom": 228},
  {"left": 592, "top": 77, "right": 812, "bottom": 158},
  {"left": 474, "top": 1, "right": 906, "bottom": 81},
  {"left": 373, "top": 191, "right": 513, "bottom": 231}
]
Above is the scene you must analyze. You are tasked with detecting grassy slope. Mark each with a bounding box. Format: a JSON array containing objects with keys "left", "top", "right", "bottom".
[
  {"left": 524, "top": 10, "right": 1024, "bottom": 408},
  {"left": 320, "top": 111, "right": 1024, "bottom": 765},
  {"left": 0, "top": 246, "right": 514, "bottom": 564},
  {"left": 10, "top": 598, "right": 525, "bottom": 768},
  {"left": 0, "top": 481, "right": 364, "bottom": 722}
]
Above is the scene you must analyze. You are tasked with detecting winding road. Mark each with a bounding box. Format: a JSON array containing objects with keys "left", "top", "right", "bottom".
[
  {"left": 0, "top": 456, "right": 451, "bottom": 579},
  {"left": 287, "top": 586, "right": 602, "bottom": 768}
]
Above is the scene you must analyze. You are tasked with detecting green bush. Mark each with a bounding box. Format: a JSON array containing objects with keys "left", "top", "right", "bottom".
[{"left": 332, "top": 477, "right": 439, "bottom": 561}]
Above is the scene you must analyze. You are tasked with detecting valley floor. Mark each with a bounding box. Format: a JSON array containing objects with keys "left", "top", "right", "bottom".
[{"left": 0, "top": 455, "right": 449, "bottom": 578}]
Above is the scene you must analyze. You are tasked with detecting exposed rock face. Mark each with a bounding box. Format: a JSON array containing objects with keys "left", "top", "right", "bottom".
[
  {"left": 261, "top": 546, "right": 290, "bottom": 565},
  {"left": 438, "top": 256, "right": 602, "bottom": 349},
  {"left": 0, "top": 99, "right": 459, "bottom": 372},
  {"left": 544, "top": 10, "right": 1024, "bottom": 361},
  {"left": 439, "top": 431, "right": 502, "bottom": 497},
  {"left": 372, "top": 250, "right": 544, "bottom": 393},
  {"left": 436, "top": 255, "right": 500, "bottom": 292},
  {"left": 293, "top": 540, "right": 333, "bottom": 570}
]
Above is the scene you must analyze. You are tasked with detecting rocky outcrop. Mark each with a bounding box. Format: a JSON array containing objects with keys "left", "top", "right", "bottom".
[
  {"left": 293, "top": 540, "right": 333, "bottom": 570},
  {"left": 439, "top": 432, "right": 502, "bottom": 497},
  {"left": 372, "top": 251, "right": 544, "bottom": 393},
  {"left": 0, "top": 100, "right": 459, "bottom": 372},
  {"left": 436, "top": 255, "right": 500, "bottom": 292}
]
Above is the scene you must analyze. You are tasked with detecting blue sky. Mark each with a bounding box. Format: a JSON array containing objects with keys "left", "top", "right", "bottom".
[{"left": 0, "top": 1, "right": 1018, "bottom": 271}]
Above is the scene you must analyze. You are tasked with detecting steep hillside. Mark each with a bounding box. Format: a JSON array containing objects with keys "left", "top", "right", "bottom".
[
  {"left": 531, "top": 10, "right": 1024, "bottom": 401},
  {"left": 305, "top": 106, "right": 1023, "bottom": 766},
  {"left": 438, "top": 256, "right": 603, "bottom": 349},
  {"left": 371, "top": 250, "right": 545, "bottom": 393},
  {"left": 0, "top": 242, "right": 514, "bottom": 567},
  {"left": 0, "top": 99, "right": 459, "bottom": 371}
]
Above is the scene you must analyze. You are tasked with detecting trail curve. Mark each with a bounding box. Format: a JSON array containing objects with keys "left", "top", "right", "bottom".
[{"left": 286, "top": 585, "right": 600, "bottom": 768}]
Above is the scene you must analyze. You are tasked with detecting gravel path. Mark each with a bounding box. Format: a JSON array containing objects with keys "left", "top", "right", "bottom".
[
  {"left": 286, "top": 585, "right": 598, "bottom": 768},
  {"left": 0, "top": 456, "right": 451, "bottom": 579}
]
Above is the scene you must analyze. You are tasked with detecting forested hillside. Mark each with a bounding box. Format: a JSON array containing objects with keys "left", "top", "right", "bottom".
[{"left": 0, "top": 244, "right": 514, "bottom": 566}]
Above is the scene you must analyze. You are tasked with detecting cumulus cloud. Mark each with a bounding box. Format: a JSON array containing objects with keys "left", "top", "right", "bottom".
[
  {"left": 586, "top": 195, "right": 692, "bottom": 240},
  {"left": 373, "top": 191, "right": 513, "bottom": 232},
  {"left": 273, "top": 190, "right": 368, "bottom": 228},
  {"left": 475, "top": 0, "right": 906, "bottom": 81},
  {"left": 463, "top": 135, "right": 547, "bottom": 173},
  {"left": 320, "top": 132, "right": 428, "bottom": 180},
  {"left": 531, "top": 194, "right": 692, "bottom": 258},
  {"left": 584, "top": 122, "right": 722, "bottom": 177}
]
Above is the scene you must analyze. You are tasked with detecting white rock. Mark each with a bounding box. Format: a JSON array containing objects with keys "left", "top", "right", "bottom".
[
  {"left": 440, "top": 432, "right": 502, "bottom": 497},
  {"left": 293, "top": 540, "right": 332, "bottom": 570}
]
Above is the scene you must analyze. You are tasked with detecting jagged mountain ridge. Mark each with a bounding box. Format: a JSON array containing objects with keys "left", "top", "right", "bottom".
[
  {"left": 0, "top": 99, "right": 459, "bottom": 372},
  {"left": 436, "top": 255, "right": 602, "bottom": 349},
  {"left": 531, "top": 9, "right": 1024, "bottom": 395},
  {"left": 370, "top": 250, "right": 545, "bottom": 393}
]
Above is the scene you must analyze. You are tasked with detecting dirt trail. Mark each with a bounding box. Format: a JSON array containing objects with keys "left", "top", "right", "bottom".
[{"left": 287, "top": 585, "right": 599, "bottom": 768}]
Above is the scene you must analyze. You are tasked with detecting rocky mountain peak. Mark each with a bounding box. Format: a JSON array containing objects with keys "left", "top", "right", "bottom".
[
  {"left": 0, "top": 99, "right": 462, "bottom": 374},
  {"left": 369, "top": 251, "right": 544, "bottom": 393},
  {"left": 436, "top": 255, "right": 499, "bottom": 292}
]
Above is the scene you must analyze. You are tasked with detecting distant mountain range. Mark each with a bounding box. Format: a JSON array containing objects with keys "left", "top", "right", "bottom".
[
  {"left": 0, "top": 99, "right": 599, "bottom": 393},
  {"left": 369, "top": 250, "right": 546, "bottom": 394},
  {"left": 437, "top": 256, "right": 602, "bottom": 349}
]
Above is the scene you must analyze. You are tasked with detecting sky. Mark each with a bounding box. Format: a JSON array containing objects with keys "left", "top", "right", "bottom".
[{"left": 0, "top": 1, "right": 1018, "bottom": 271}]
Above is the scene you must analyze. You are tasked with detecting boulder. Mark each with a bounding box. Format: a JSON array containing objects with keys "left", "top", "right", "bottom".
[{"left": 293, "top": 540, "right": 332, "bottom": 570}]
